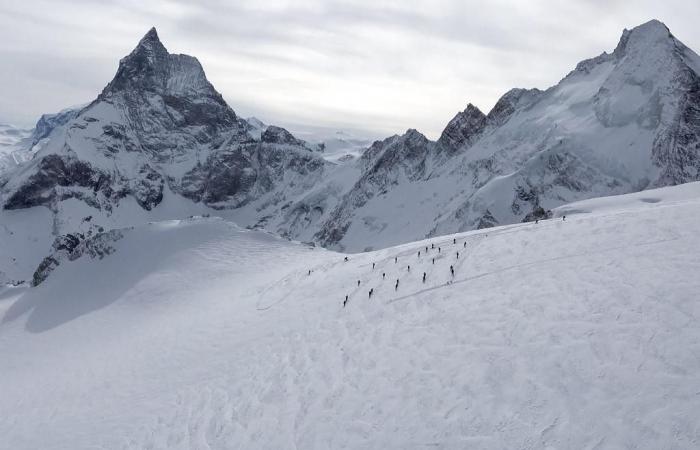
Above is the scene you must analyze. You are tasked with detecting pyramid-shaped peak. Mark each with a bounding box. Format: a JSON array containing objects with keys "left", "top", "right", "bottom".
[
  {"left": 143, "top": 27, "right": 159, "bottom": 41},
  {"left": 132, "top": 26, "right": 167, "bottom": 54},
  {"left": 613, "top": 19, "right": 677, "bottom": 57}
]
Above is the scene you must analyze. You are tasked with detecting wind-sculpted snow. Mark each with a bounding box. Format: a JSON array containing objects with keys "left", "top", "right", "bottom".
[{"left": 2, "top": 185, "right": 700, "bottom": 448}]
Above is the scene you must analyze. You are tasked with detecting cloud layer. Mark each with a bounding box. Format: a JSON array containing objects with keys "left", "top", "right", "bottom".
[{"left": 1, "top": 0, "right": 698, "bottom": 138}]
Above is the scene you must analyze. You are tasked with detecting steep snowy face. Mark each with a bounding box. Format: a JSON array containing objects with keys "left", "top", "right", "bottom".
[{"left": 314, "top": 129, "right": 438, "bottom": 250}]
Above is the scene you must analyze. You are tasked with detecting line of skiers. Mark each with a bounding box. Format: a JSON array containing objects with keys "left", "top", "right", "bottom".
[{"left": 342, "top": 237, "right": 465, "bottom": 307}]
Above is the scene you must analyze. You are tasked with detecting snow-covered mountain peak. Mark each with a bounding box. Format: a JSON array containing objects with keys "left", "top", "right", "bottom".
[
  {"left": 615, "top": 19, "right": 674, "bottom": 57},
  {"left": 101, "top": 27, "right": 218, "bottom": 100},
  {"left": 438, "top": 103, "right": 486, "bottom": 150},
  {"left": 261, "top": 125, "right": 305, "bottom": 146}
]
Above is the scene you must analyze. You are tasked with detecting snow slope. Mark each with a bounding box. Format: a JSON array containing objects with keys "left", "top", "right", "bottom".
[{"left": 2, "top": 183, "right": 700, "bottom": 449}]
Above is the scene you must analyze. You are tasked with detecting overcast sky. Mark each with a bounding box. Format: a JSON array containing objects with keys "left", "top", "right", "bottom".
[{"left": 1, "top": 0, "right": 698, "bottom": 138}]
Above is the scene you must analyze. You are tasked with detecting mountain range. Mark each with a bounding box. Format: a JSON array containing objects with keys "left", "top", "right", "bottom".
[{"left": 1, "top": 19, "right": 699, "bottom": 285}]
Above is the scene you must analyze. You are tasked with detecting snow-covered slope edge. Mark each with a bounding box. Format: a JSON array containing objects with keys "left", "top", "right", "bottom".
[{"left": 2, "top": 183, "right": 700, "bottom": 448}]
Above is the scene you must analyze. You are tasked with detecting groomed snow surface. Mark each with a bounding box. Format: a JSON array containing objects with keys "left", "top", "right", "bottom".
[{"left": 2, "top": 183, "right": 700, "bottom": 449}]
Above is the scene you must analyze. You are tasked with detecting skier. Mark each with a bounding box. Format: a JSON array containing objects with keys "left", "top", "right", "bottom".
[
  {"left": 432, "top": 258, "right": 435, "bottom": 265},
  {"left": 372, "top": 262, "right": 375, "bottom": 270},
  {"left": 457, "top": 251, "right": 459, "bottom": 259},
  {"left": 463, "top": 242, "right": 466, "bottom": 248},
  {"left": 395, "top": 279, "right": 399, "bottom": 290},
  {"left": 535, "top": 219, "right": 539, "bottom": 224},
  {"left": 422, "top": 272, "right": 426, "bottom": 283},
  {"left": 453, "top": 238, "right": 456, "bottom": 244},
  {"left": 450, "top": 265, "right": 454, "bottom": 276},
  {"left": 309, "top": 269, "right": 312, "bottom": 276},
  {"left": 431, "top": 243, "right": 434, "bottom": 249},
  {"left": 425, "top": 246, "right": 428, "bottom": 252},
  {"left": 382, "top": 272, "right": 386, "bottom": 279},
  {"left": 344, "top": 295, "right": 348, "bottom": 307},
  {"left": 357, "top": 280, "right": 361, "bottom": 287},
  {"left": 407, "top": 265, "right": 410, "bottom": 272},
  {"left": 395, "top": 257, "right": 398, "bottom": 263},
  {"left": 344, "top": 256, "right": 348, "bottom": 262},
  {"left": 438, "top": 247, "right": 441, "bottom": 253},
  {"left": 418, "top": 251, "right": 421, "bottom": 257},
  {"left": 563, "top": 215, "right": 566, "bottom": 221},
  {"left": 368, "top": 289, "right": 373, "bottom": 299}
]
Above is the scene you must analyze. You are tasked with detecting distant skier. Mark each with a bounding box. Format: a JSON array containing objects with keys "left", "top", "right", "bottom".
[
  {"left": 453, "top": 238, "right": 456, "bottom": 244},
  {"left": 450, "top": 265, "right": 454, "bottom": 277},
  {"left": 357, "top": 280, "right": 361, "bottom": 287},
  {"left": 308, "top": 269, "right": 311, "bottom": 276},
  {"left": 372, "top": 262, "right": 375, "bottom": 269},
  {"left": 382, "top": 272, "right": 386, "bottom": 279},
  {"left": 422, "top": 272, "right": 426, "bottom": 283},
  {"left": 463, "top": 242, "right": 466, "bottom": 248},
  {"left": 395, "top": 279, "right": 399, "bottom": 290},
  {"left": 368, "top": 289, "right": 373, "bottom": 299},
  {"left": 425, "top": 246, "right": 428, "bottom": 252},
  {"left": 418, "top": 251, "right": 421, "bottom": 257},
  {"left": 407, "top": 265, "right": 410, "bottom": 272},
  {"left": 344, "top": 256, "right": 348, "bottom": 262},
  {"left": 431, "top": 243, "right": 434, "bottom": 249},
  {"left": 395, "top": 257, "right": 398, "bottom": 263},
  {"left": 563, "top": 215, "right": 566, "bottom": 221},
  {"left": 456, "top": 251, "right": 459, "bottom": 259},
  {"left": 432, "top": 258, "right": 435, "bottom": 265},
  {"left": 344, "top": 295, "right": 348, "bottom": 307},
  {"left": 438, "top": 247, "right": 441, "bottom": 253},
  {"left": 535, "top": 219, "right": 539, "bottom": 224}
]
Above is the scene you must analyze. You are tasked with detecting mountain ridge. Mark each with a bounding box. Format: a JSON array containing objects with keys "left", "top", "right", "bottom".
[{"left": 2, "top": 19, "right": 700, "bottom": 284}]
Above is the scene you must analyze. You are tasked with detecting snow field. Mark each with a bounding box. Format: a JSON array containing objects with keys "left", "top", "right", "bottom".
[{"left": 1, "top": 185, "right": 700, "bottom": 448}]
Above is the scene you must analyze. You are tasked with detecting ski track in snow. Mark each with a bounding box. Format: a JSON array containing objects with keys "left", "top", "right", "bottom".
[{"left": 1, "top": 191, "right": 700, "bottom": 449}]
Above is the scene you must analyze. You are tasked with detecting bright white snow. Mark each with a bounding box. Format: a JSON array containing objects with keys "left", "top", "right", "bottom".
[{"left": 1, "top": 183, "right": 700, "bottom": 448}]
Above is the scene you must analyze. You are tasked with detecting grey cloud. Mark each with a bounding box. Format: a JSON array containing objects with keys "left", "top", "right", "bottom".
[{"left": 1, "top": 0, "right": 698, "bottom": 137}]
